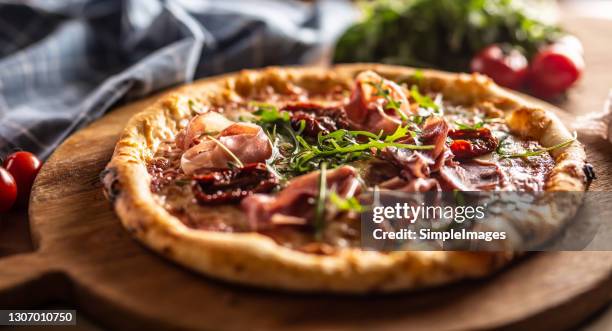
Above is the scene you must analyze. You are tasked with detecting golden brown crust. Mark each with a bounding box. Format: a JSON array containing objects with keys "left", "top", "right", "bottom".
[{"left": 103, "top": 64, "right": 586, "bottom": 293}]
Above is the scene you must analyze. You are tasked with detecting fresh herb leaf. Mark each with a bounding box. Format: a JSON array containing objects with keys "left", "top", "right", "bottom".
[
  {"left": 291, "top": 129, "right": 433, "bottom": 173},
  {"left": 500, "top": 133, "right": 577, "bottom": 159},
  {"left": 384, "top": 125, "right": 411, "bottom": 143},
  {"left": 367, "top": 81, "right": 408, "bottom": 121},
  {"left": 334, "top": 0, "right": 563, "bottom": 71},
  {"left": 251, "top": 103, "right": 290, "bottom": 123},
  {"left": 410, "top": 85, "right": 439, "bottom": 111},
  {"left": 495, "top": 134, "right": 510, "bottom": 155},
  {"left": 412, "top": 70, "right": 424, "bottom": 83},
  {"left": 453, "top": 190, "right": 465, "bottom": 205},
  {"left": 454, "top": 120, "right": 484, "bottom": 131},
  {"left": 329, "top": 192, "right": 365, "bottom": 213}
]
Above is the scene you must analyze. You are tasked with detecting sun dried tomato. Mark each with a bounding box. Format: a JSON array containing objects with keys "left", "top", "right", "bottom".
[
  {"left": 448, "top": 128, "right": 498, "bottom": 159},
  {"left": 283, "top": 103, "right": 349, "bottom": 136},
  {"left": 192, "top": 163, "right": 278, "bottom": 204}
]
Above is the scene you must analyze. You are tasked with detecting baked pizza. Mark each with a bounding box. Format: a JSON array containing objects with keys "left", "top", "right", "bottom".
[{"left": 102, "top": 64, "right": 589, "bottom": 293}]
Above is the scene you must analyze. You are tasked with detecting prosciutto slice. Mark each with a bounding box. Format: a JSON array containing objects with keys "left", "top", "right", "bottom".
[
  {"left": 176, "top": 112, "right": 234, "bottom": 150},
  {"left": 241, "top": 166, "right": 361, "bottom": 230},
  {"left": 380, "top": 176, "right": 440, "bottom": 192},
  {"left": 179, "top": 113, "right": 273, "bottom": 174},
  {"left": 386, "top": 116, "right": 451, "bottom": 180},
  {"left": 345, "top": 71, "right": 412, "bottom": 134},
  {"left": 437, "top": 160, "right": 505, "bottom": 191}
]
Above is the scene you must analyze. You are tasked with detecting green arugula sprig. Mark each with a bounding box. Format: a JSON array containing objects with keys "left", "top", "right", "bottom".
[
  {"left": 410, "top": 85, "right": 439, "bottom": 111},
  {"left": 499, "top": 133, "right": 577, "bottom": 159},
  {"left": 249, "top": 103, "right": 433, "bottom": 177},
  {"left": 290, "top": 128, "right": 433, "bottom": 173},
  {"left": 367, "top": 81, "right": 408, "bottom": 121},
  {"left": 329, "top": 192, "right": 365, "bottom": 213},
  {"left": 454, "top": 120, "right": 484, "bottom": 131}
]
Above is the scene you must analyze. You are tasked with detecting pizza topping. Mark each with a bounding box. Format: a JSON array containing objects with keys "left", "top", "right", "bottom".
[
  {"left": 379, "top": 176, "right": 440, "bottom": 192},
  {"left": 192, "top": 163, "right": 278, "bottom": 204},
  {"left": 283, "top": 103, "right": 349, "bottom": 136},
  {"left": 180, "top": 120, "right": 273, "bottom": 174},
  {"left": 385, "top": 117, "right": 450, "bottom": 179},
  {"left": 345, "top": 71, "right": 411, "bottom": 134},
  {"left": 176, "top": 112, "right": 234, "bottom": 150},
  {"left": 143, "top": 70, "right": 567, "bottom": 253},
  {"left": 449, "top": 128, "right": 499, "bottom": 159},
  {"left": 251, "top": 103, "right": 434, "bottom": 177},
  {"left": 496, "top": 132, "right": 575, "bottom": 159},
  {"left": 437, "top": 161, "right": 504, "bottom": 191},
  {"left": 583, "top": 163, "right": 596, "bottom": 182},
  {"left": 241, "top": 165, "right": 361, "bottom": 230}
]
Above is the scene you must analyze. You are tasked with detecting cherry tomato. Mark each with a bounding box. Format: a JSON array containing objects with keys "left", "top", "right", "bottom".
[
  {"left": 0, "top": 168, "right": 17, "bottom": 213},
  {"left": 470, "top": 44, "right": 528, "bottom": 90},
  {"left": 529, "top": 44, "right": 585, "bottom": 99},
  {"left": 3, "top": 151, "right": 42, "bottom": 206},
  {"left": 449, "top": 128, "right": 498, "bottom": 159}
]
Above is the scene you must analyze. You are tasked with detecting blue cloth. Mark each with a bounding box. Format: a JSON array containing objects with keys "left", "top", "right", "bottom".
[{"left": 0, "top": 0, "right": 356, "bottom": 159}]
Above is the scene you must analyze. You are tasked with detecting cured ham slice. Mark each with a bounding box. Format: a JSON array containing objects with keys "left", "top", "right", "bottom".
[
  {"left": 176, "top": 112, "right": 234, "bottom": 150},
  {"left": 345, "top": 71, "right": 412, "bottom": 134},
  {"left": 241, "top": 166, "right": 361, "bottom": 230},
  {"left": 437, "top": 160, "right": 504, "bottom": 191},
  {"left": 386, "top": 116, "right": 451, "bottom": 180},
  {"left": 179, "top": 113, "right": 273, "bottom": 174},
  {"left": 380, "top": 176, "right": 440, "bottom": 192}
]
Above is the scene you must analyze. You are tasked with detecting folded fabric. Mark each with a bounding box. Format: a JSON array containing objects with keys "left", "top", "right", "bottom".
[{"left": 0, "top": 0, "right": 357, "bottom": 159}]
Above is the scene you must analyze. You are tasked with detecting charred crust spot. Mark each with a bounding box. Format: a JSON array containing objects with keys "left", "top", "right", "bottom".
[
  {"left": 583, "top": 163, "right": 596, "bottom": 182},
  {"left": 100, "top": 167, "right": 121, "bottom": 204}
]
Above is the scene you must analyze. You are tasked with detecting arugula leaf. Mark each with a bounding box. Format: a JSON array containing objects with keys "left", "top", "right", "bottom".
[
  {"left": 384, "top": 125, "right": 411, "bottom": 143},
  {"left": 500, "top": 133, "right": 577, "bottom": 159},
  {"left": 367, "top": 81, "right": 408, "bottom": 121},
  {"left": 410, "top": 85, "right": 439, "bottom": 111},
  {"left": 292, "top": 129, "right": 433, "bottom": 173},
  {"left": 329, "top": 192, "right": 365, "bottom": 213},
  {"left": 250, "top": 101, "right": 431, "bottom": 178},
  {"left": 412, "top": 70, "right": 424, "bottom": 83},
  {"left": 454, "top": 120, "right": 484, "bottom": 131},
  {"left": 251, "top": 103, "right": 290, "bottom": 123}
]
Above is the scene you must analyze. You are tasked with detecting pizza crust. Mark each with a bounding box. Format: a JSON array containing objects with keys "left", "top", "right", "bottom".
[{"left": 103, "top": 64, "right": 586, "bottom": 293}]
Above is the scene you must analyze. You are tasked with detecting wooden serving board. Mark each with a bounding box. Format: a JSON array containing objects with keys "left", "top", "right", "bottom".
[
  {"left": 0, "top": 70, "right": 607, "bottom": 331},
  {"left": 3, "top": 13, "right": 612, "bottom": 328}
]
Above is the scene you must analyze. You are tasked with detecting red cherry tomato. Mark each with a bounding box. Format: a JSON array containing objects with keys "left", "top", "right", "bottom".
[
  {"left": 470, "top": 44, "right": 528, "bottom": 90},
  {"left": 529, "top": 44, "right": 585, "bottom": 99},
  {"left": 0, "top": 168, "right": 17, "bottom": 213},
  {"left": 3, "top": 151, "right": 42, "bottom": 206}
]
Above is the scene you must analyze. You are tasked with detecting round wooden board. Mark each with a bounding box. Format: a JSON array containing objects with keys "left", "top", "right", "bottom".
[{"left": 0, "top": 67, "right": 611, "bottom": 331}]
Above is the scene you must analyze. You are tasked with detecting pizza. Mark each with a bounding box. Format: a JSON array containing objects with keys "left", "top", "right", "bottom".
[{"left": 102, "top": 64, "right": 589, "bottom": 293}]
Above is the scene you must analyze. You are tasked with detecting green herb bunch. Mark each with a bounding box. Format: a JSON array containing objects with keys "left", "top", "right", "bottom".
[{"left": 334, "top": 0, "right": 562, "bottom": 71}]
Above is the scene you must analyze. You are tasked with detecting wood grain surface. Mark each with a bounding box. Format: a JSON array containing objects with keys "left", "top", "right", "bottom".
[{"left": 0, "top": 16, "right": 611, "bottom": 331}]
